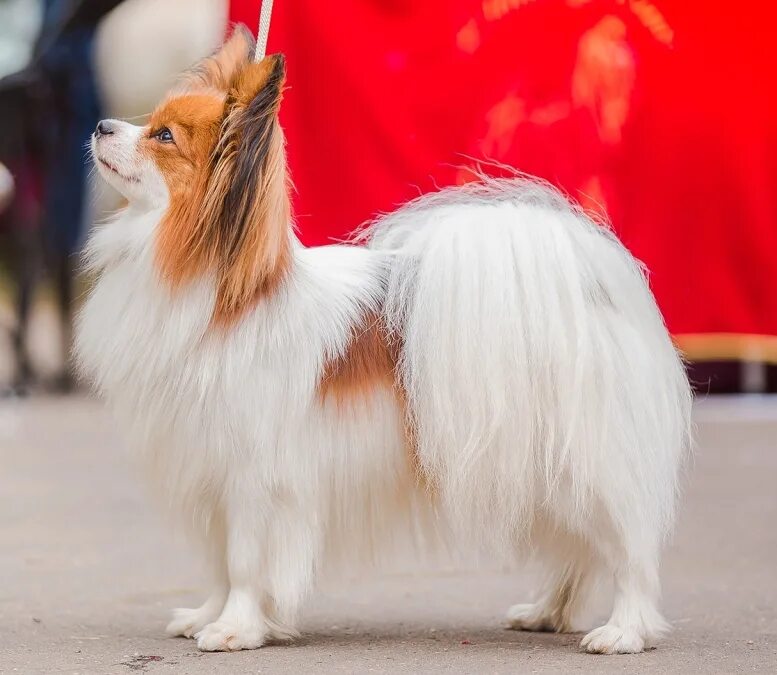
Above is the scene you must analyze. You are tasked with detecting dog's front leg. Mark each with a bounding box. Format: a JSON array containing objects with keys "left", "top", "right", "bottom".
[
  {"left": 167, "top": 582, "right": 229, "bottom": 639},
  {"left": 194, "top": 486, "right": 270, "bottom": 652},
  {"left": 168, "top": 509, "right": 229, "bottom": 638},
  {"left": 194, "top": 483, "right": 316, "bottom": 652}
]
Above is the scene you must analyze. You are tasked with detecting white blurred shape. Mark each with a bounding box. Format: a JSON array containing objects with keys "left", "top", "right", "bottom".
[
  {"left": 0, "top": 0, "right": 42, "bottom": 79},
  {"left": 94, "top": 0, "right": 228, "bottom": 119}
]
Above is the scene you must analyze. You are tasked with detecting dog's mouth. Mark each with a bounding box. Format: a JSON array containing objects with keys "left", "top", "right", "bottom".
[{"left": 97, "top": 157, "right": 139, "bottom": 184}]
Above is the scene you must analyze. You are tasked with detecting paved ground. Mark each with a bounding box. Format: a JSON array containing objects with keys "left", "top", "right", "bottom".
[{"left": 1, "top": 396, "right": 776, "bottom": 674}]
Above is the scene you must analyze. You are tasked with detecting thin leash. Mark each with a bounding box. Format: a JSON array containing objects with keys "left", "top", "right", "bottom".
[{"left": 254, "top": 0, "right": 275, "bottom": 62}]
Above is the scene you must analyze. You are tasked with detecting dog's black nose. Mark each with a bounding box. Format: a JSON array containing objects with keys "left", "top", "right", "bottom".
[{"left": 95, "top": 120, "right": 114, "bottom": 137}]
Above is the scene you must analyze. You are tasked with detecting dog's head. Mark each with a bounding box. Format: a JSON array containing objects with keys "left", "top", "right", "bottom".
[{"left": 92, "top": 25, "right": 290, "bottom": 324}]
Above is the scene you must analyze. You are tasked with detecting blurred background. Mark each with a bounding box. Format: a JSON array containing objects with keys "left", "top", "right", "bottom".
[
  {"left": 1, "top": 4, "right": 777, "bottom": 672},
  {"left": 0, "top": 0, "right": 775, "bottom": 395}
]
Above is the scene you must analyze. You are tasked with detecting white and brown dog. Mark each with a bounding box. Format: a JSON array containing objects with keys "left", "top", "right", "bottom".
[{"left": 77, "top": 26, "right": 691, "bottom": 654}]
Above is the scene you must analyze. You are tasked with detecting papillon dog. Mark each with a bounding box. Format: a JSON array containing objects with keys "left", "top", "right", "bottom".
[{"left": 76, "top": 26, "right": 691, "bottom": 655}]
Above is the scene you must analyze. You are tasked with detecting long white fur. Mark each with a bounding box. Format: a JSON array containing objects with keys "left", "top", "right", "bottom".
[
  {"left": 369, "top": 178, "right": 690, "bottom": 548},
  {"left": 77, "top": 129, "right": 691, "bottom": 654}
]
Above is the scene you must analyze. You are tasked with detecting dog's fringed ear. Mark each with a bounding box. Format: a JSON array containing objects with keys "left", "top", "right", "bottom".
[
  {"left": 177, "top": 24, "right": 255, "bottom": 93},
  {"left": 198, "top": 53, "right": 291, "bottom": 325}
]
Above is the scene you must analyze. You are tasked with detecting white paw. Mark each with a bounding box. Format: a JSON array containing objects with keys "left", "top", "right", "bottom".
[
  {"left": 195, "top": 620, "right": 266, "bottom": 652},
  {"left": 506, "top": 603, "right": 553, "bottom": 632},
  {"left": 580, "top": 624, "right": 645, "bottom": 654},
  {"left": 166, "top": 607, "right": 218, "bottom": 638}
]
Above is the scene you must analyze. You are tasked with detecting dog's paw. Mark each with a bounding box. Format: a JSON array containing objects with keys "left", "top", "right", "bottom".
[
  {"left": 195, "top": 620, "right": 266, "bottom": 652},
  {"left": 506, "top": 603, "right": 554, "bottom": 632},
  {"left": 166, "top": 607, "right": 218, "bottom": 638},
  {"left": 580, "top": 624, "right": 645, "bottom": 654}
]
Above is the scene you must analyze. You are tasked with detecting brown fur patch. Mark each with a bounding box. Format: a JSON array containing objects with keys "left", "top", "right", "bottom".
[
  {"left": 318, "top": 312, "right": 399, "bottom": 408},
  {"left": 142, "top": 94, "right": 224, "bottom": 202},
  {"left": 200, "top": 54, "right": 291, "bottom": 325},
  {"left": 317, "top": 312, "right": 428, "bottom": 486},
  {"left": 150, "top": 93, "right": 225, "bottom": 290},
  {"left": 149, "top": 37, "right": 291, "bottom": 326}
]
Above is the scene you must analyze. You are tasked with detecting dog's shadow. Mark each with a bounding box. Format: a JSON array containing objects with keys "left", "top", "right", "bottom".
[{"left": 276, "top": 625, "right": 582, "bottom": 652}]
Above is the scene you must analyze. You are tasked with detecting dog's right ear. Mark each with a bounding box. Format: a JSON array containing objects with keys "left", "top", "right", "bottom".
[{"left": 177, "top": 24, "right": 255, "bottom": 93}]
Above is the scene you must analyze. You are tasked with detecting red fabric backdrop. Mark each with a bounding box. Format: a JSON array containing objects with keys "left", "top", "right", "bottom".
[{"left": 229, "top": 0, "right": 777, "bottom": 354}]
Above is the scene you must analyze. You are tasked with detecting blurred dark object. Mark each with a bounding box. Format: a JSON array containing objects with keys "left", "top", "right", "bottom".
[
  {"left": 0, "top": 0, "right": 123, "bottom": 396},
  {"left": 689, "top": 362, "right": 777, "bottom": 395},
  {"left": 35, "top": 0, "right": 125, "bottom": 56}
]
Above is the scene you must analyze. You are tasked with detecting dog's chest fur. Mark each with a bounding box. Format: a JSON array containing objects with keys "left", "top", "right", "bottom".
[{"left": 76, "top": 210, "right": 409, "bottom": 517}]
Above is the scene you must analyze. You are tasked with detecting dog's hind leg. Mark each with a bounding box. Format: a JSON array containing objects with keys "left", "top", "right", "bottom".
[
  {"left": 579, "top": 529, "right": 667, "bottom": 654},
  {"left": 507, "top": 530, "right": 594, "bottom": 633}
]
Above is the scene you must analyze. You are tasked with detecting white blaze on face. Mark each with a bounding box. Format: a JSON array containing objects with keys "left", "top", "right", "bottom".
[{"left": 91, "top": 119, "right": 169, "bottom": 208}]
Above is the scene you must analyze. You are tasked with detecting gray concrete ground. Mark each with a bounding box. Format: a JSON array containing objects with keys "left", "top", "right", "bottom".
[{"left": 1, "top": 396, "right": 776, "bottom": 674}]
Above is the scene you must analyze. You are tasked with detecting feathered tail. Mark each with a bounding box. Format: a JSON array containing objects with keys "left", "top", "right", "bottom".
[{"left": 366, "top": 177, "right": 692, "bottom": 556}]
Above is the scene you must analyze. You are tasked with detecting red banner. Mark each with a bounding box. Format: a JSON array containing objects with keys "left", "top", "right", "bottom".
[{"left": 230, "top": 0, "right": 777, "bottom": 361}]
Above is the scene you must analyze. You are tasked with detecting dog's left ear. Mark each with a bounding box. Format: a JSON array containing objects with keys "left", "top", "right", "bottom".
[{"left": 199, "top": 54, "right": 291, "bottom": 324}]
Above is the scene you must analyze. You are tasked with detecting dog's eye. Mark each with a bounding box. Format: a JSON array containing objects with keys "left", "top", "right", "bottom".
[{"left": 154, "top": 127, "right": 174, "bottom": 143}]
